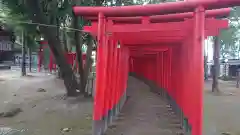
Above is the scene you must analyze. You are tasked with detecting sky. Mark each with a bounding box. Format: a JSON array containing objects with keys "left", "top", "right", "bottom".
[{"left": 205, "top": 39, "right": 213, "bottom": 62}]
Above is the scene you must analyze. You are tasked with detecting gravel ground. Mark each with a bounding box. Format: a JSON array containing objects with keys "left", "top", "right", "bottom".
[
  {"left": 204, "top": 79, "right": 240, "bottom": 135},
  {"left": 0, "top": 70, "right": 93, "bottom": 135},
  {"left": 1, "top": 69, "right": 240, "bottom": 135}
]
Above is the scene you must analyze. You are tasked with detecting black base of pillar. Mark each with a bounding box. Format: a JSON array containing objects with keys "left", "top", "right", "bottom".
[
  {"left": 93, "top": 119, "right": 104, "bottom": 135},
  {"left": 93, "top": 91, "right": 127, "bottom": 135}
]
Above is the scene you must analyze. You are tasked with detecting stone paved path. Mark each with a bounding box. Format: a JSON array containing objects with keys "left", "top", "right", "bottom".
[{"left": 105, "top": 77, "right": 183, "bottom": 135}]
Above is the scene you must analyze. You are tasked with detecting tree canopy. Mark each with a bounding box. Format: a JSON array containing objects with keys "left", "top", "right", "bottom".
[{"left": 219, "top": 6, "right": 240, "bottom": 59}]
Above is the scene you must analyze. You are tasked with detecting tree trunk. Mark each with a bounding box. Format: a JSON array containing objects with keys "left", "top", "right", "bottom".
[
  {"left": 21, "top": 30, "right": 27, "bottom": 76},
  {"left": 212, "top": 36, "right": 220, "bottom": 92},
  {"left": 204, "top": 55, "right": 208, "bottom": 80},
  {"left": 116, "top": 0, "right": 122, "bottom": 6},
  {"left": 63, "top": 30, "right": 68, "bottom": 52},
  {"left": 26, "top": 0, "right": 79, "bottom": 97},
  {"left": 95, "top": 0, "right": 104, "bottom": 6},
  {"left": 73, "top": 15, "right": 85, "bottom": 93},
  {"left": 56, "top": 16, "right": 64, "bottom": 78},
  {"left": 72, "top": 56, "right": 78, "bottom": 72},
  {"left": 28, "top": 47, "right": 32, "bottom": 72},
  {"left": 83, "top": 36, "right": 94, "bottom": 96},
  {"left": 237, "top": 70, "right": 240, "bottom": 88},
  {"left": 40, "top": 27, "right": 79, "bottom": 96}
]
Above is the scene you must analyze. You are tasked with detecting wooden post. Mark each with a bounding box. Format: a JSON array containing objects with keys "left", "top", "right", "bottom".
[
  {"left": 21, "top": 30, "right": 27, "bottom": 76},
  {"left": 236, "top": 68, "right": 240, "bottom": 88},
  {"left": 28, "top": 48, "right": 32, "bottom": 72},
  {"left": 38, "top": 44, "right": 42, "bottom": 72},
  {"left": 212, "top": 36, "right": 220, "bottom": 92}
]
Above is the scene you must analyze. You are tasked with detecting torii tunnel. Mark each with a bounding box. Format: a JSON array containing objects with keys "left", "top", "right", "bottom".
[{"left": 73, "top": 1, "right": 240, "bottom": 135}]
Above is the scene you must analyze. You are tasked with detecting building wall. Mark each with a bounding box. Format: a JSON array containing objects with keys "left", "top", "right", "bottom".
[
  {"left": 208, "top": 64, "right": 227, "bottom": 77},
  {"left": 14, "top": 53, "right": 38, "bottom": 67},
  {"left": 0, "top": 31, "right": 14, "bottom": 64},
  {"left": 0, "top": 51, "right": 14, "bottom": 63}
]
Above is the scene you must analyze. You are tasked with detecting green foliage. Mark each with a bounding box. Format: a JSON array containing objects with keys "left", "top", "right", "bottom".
[
  {"left": 103, "top": 0, "right": 176, "bottom": 6},
  {"left": 219, "top": 6, "right": 240, "bottom": 59},
  {"left": 0, "top": 0, "right": 39, "bottom": 49},
  {"left": 0, "top": 0, "right": 178, "bottom": 52},
  {"left": 148, "top": 0, "right": 176, "bottom": 4}
]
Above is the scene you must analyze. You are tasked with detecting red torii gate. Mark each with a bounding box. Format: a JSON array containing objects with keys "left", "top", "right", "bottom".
[
  {"left": 83, "top": 14, "right": 228, "bottom": 135},
  {"left": 37, "top": 41, "right": 88, "bottom": 72},
  {"left": 86, "top": 18, "right": 228, "bottom": 134},
  {"left": 73, "top": 1, "right": 240, "bottom": 135}
]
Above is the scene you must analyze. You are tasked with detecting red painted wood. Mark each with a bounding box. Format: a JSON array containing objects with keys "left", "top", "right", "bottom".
[
  {"left": 104, "top": 36, "right": 114, "bottom": 117},
  {"left": 113, "top": 40, "right": 120, "bottom": 108},
  {"left": 84, "top": 19, "right": 228, "bottom": 41},
  {"left": 94, "top": 13, "right": 106, "bottom": 121},
  {"left": 191, "top": 6, "right": 204, "bottom": 135},
  {"left": 73, "top": 0, "right": 240, "bottom": 17},
  {"left": 108, "top": 38, "right": 114, "bottom": 111},
  {"left": 108, "top": 19, "right": 227, "bottom": 32},
  {"left": 85, "top": 8, "right": 231, "bottom": 23}
]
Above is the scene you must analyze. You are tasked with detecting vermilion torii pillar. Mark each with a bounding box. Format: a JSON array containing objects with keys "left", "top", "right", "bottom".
[{"left": 73, "top": 1, "right": 240, "bottom": 135}]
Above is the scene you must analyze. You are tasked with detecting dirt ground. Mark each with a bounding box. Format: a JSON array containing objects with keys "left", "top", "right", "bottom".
[
  {"left": 0, "top": 70, "right": 93, "bottom": 135},
  {"left": 1, "top": 69, "right": 240, "bottom": 135},
  {"left": 204, "top": 79, "right": 240, "bottom": 135}
]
